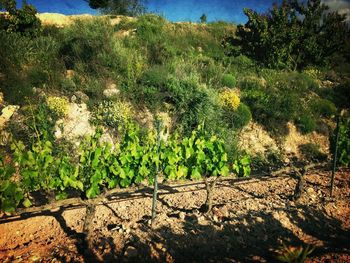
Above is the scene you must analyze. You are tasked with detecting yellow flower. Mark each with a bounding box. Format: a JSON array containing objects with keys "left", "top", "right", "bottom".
[
  {"left": 219, "top": 89, "right": 240, "bottom": 111},
  {"left": 46, "top": 96, "right": 69, "bottom": 116}
]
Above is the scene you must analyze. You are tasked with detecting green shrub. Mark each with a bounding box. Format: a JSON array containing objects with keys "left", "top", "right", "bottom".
[
  {"left": 299, "top": 143, "right": 327, "bottom": 162},
  {"left": 0, "top": 0, "right": 41, "bottom": 36},
  {"left": 162, "top": 77, "right": 220, "bottom": 134},
  {"left": 140, "top": 65, "right": 170, "bottom": 87},
  {"left": 135, "top": 14, "right": 167, "bottom": 43},
  {"left": 311, "top": 98, "right": 337, "bottom": 118},
  {"left": 232, "top": 103, "right": 252, "bottom": 129},
  {"left": 296, "top": 113, "right": 317, "bottom": 134},
  {"left": 229, "top": 55, "right": 256, "bottom": 74},
  {"left": 194, "top": 56, "right": 224, "bottom": 87},
  {"left": 93, "top": 100, "right": 133, "bottom": 129},
  {"left": 222, "top": 73, "right": 236, "bottom": 88},
  {"left": 239, "top": 76, "right": 265, "bottom": 90},
  {"left": 269, "top": 72, "right": 319, "bottom": 93},
  {"left": 60, "top": 18, "right": 116, "bottom": 75}
]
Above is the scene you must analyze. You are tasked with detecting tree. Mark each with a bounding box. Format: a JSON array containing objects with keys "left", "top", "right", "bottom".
[
  {"left": 86, "top": 0, "right": 146, "bottom": 16},
  {"left": 226, "top": 0, "right": 348, "bottom": 69},
  {"left": 0, "top": 0, "right": 41, "bottom": 36},
  {"left": 200, "top": 13, "right": 207, "bottom": 23}
]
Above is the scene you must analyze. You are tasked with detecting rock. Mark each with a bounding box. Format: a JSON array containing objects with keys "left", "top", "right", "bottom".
[
  {"left": 0, "top": 105, "right": 19, "bottom": 130},
  {"left": 54, "top": 103, "right": 95, "bottom": 144},
  {"left": 103, "top": 84, "right": 120, "bottom": 98},
  {"left": 29, "top": 255, "right": 41, "bottom": 262},
  {"left": 124, "top": 246, "right": 138, "bottom": 258},
  {"left": 306, "top": 187, "right": 316, "bottom": 195},
  {"left": 74, "top": 91, "right": 89, "bottom": 103},
  {"left": 213, "top": 205, "right": 229, "bottom": 219},
  {"left": 70, "top": 95, "right": 77, "bottom": 103},
  {"left": 0, "top": 130, "right": 12, "bottom": 146},
  {"left": 178, "top": 212, "right": 186, "bottom": 220},
  {"left": 99, "top": 132, "right": 115, "bottom": 148},
  {"left": 66, "top": 69, "right": 75, "bottom": 79},
  {"left": 255, "top": 216, "right": 264, "bottom": 223}
]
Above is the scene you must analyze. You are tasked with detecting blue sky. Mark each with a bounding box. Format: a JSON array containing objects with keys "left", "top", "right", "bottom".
[{"left": 17, "top": 0, "right": 350, "bottom": 24}]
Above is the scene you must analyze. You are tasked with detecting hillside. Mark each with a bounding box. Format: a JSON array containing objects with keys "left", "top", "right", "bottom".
[{"left": 0, "top": 6, "right": 350, "bottom": 263}]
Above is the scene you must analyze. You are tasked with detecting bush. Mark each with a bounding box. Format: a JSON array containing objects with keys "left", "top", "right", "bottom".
[
  {"left": 165, "top": 77, "right": 220, "bottom": 133},
  {"left": 222, "top": 74, "right": 236, "bottom": 88},
  {"left": 311, "top": 98, "right": 337, "bottom": 118},
  {"left": 296, "top": 113, "right": 317, "bottom": 134},
  {"left": 228, "top": 55, "right": 256, "bottom": 74},
  {"left": 60, "top": 18, "right": 116, "bottom": 75},
  {"left": 93, "top": 100, "right": 133, "bottom": 129},
  {"left": 0, "top": 0, "right": 41, "bottom": 36},
  {"left": 269, "top": 72, "right": 319, "bottom": 93},
  {"left": 239, "top": 76, "right": 265, "bottom": 90},
  {"left": 140, "top": 65, "right": 170, "bottom": 88},
  {"left": 219, "top": 89, "right": 240, "bottom": 111},
  {"left": 231, "top": 103, "right": 252, "bottom": 129},
  {"left": 46, "top": 96, "right": 69, "bottom": 117}
]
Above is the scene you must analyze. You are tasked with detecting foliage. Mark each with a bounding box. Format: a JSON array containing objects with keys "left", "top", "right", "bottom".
[
  {"left": 0, "top": 0, "right": 41, "bottom": 36},
  {"left": 46, "top": 96, "right": 69, "bottom": 117},
  {"left": 221, "top": 74, "right": 237, "bottom": 88},
  {"left": 0, "top": 156, "right": 24, "bottom": 212},
  {"left": 161, "top": 125, "right": 230, "bottom": 180},
  {"left": 230, "top": 103, "right": 252, "bottom": 130},
  {"left": 87, "top": 0, "right": 145, "bottom": 16},
  {"left": 219, "top": 89, "right": 240, "bottom": 111},
  {"left": 295, "top": 113, "right": 316, "bottom": 134},
  {"left": 93, "top": 99, "right": 133, "bottom": 129},
  {"left": 228, "top": 0, "right": 349, "bottom": 69},
  {"left": 277, "top": 244, "right": 314, "bottom": 263},
  {"left": 232, "top": 154, "right": 251, "bottom": 177},
  {"left": 1, "top": 121, "right": 242, "bottom": 211},
  {"left": 241, "top": 80, "right": 301, "bottom": 136},
  {"left": 310, "top": 98, "right": 337, "bottom": 118},
  {"left": 200, "top": 14, "right": 207, "bottom": 23},
  {"left": 332, "top": 117, "right": 350, "bottom": 167}
]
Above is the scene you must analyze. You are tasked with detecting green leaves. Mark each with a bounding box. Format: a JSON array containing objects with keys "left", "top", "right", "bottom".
[
  {"left": 231, "top": 0, "right": 348, "bottom": 69},
  {"left": 2, "top": 123, "right": 239, "bottom": 212},
  {"left": 233, "top": 154, "right": 251, "bottom": 177}
]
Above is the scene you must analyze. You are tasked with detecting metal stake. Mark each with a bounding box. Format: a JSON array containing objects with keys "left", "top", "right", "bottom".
[
  {"left": 330, "top": 115, "right": 341, "bottom": 197},
  {"left": 151, "top": 119, "right": 162, "bottom": 222}
]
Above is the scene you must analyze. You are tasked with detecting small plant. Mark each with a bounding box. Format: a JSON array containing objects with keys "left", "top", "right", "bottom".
[
  {"left": 295, "top": 113, "right": 316, "bottom": 134},
  {"left": 219, "top": 88, "right": 240, "bottom": 111},
  {"left": 276, "top": 244, "right": 314, "bottom": 263},
  {"left": 93, "top": 100, "right": 133, "bottom": 129},
  {"left": 222, "top": 73, "right": 236, "bottom": 88},
  {"left": 230, "top": 103, "right": 252, "bottom": 129},
  {"left": 0, "top": 156, "right": 24, "bottom": 212},
  {"left": 331, "top": 117, "right": 350, "bottom": 167},
  {"left": 311, "top": 98, "right": 337, "bottom": 118},
  {"left": 232, "top": 154, "right": 251, "bottom": 177},
  {"left": 46, "top": 96, "right": 69, "bottom": 117}
]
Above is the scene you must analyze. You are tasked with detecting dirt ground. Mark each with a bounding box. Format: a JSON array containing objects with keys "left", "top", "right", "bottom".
[{"left": 0, "top": 169, "right": 349, "bottom": 263}]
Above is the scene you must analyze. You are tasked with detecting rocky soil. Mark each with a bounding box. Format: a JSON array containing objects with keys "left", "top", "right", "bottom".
[{"left": 0, "top": 169, "right": 349, "bottom": 262}]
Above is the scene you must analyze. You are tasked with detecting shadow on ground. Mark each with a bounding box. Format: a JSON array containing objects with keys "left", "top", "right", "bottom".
[{"left": 119, "top": 204, "right": 349, "bottom": 263}]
